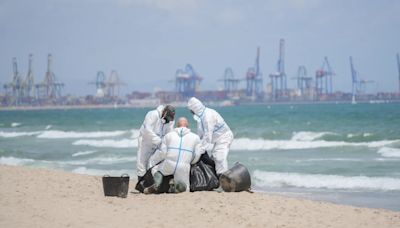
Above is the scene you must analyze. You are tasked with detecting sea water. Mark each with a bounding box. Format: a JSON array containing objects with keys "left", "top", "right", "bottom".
[{"left": 1, "top": 103, "right": 400, "bottom": 210}]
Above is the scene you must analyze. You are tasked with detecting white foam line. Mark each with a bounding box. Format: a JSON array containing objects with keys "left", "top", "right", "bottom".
[
  {"left": 378, "top": 147, "right": 400, "bottom": 158},
  {"left": 37, "top": 130, "right": 127, "bottom": 139},
  {"left": 72, "top": 139, "right": 138, "bottom": 148},
  {"left": 291, "top": 131, "right": 337, "bottom": 141},
  {"left": 11, "top": 122, "right": 21, "bottom": 127},
  {"left": 71, "top": 150, "right": 97, "bottom": 157},
  {"left": 0, "top": 131, "right": 42, "bottom": 138},
  {"left": 0, "top": 156, "right": 35, "bottom": 166},
  {"left": 230, "top": 138, "right": 399, "bottom": 151},
  {"left": 253, "top": 170, "right": 400, "bottom": 191}
]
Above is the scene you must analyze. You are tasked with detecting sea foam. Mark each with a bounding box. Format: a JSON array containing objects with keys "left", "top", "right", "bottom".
[
  {"left": 71, "top": 150, "right": 97, "bottom": 157},
  {"left": 37, "top": 130, "right": 127, "bottom": 139},
  {"left": 253, "top": 170, "right": 400, "bottom": 191},
  {"left": 0, "top": 156, "right": 35, "bottom": 166},
  {"left": 11, "top": 122, "right": 21, "bottom": 127},
  {"left": 378, "top": 147, "right": 400, "bottom": 158},
  {"left": 0, "top": 131, "right": 42, "bottom": 138},
  {"left": 65, "top": 156, "right": 136, "bottom": 165},
  {"left": 230, "top": 138, "right": 398, "bottom": 151},
  {"left": 291, "top": 131, "right": 336, "bottom": 141},
  {"left": 72, "top": 139, "right": 138, "bottom": 148}
]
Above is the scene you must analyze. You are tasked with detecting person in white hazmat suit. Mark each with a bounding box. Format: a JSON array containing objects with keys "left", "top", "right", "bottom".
[
  {"left": 187, "top": 97, "right": 234, "bottom": 175},
  {"left": 136, "top": 105, "right": 175, "bottom": 182},
  {"left": 145, "top": 117, "right": 202, "bottom": 193}
]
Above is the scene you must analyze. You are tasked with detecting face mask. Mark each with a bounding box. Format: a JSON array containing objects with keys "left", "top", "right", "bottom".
[{"left": 161, "top": 109, "right": 174, "bottom": 124}]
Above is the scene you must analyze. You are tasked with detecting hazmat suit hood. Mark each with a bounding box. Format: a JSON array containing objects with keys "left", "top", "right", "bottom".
[
  {"left": 174, "top": 127, "right": 191, "bottom": 137},
  {"left": 187, "top": 97, "right": 205, "bottom": 116},
  {"left": 156, "top": 105, "right": 165, "bottom": 117}
]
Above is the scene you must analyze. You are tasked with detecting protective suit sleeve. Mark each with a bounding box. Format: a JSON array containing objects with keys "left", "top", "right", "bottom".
[
  {"left": 199, "top": 114, "right": 216, "bottom": 153},
  {"left": 148, "top": 137, "right": 167, "bottom": 168},
  {"left": 142, "top": 111, "right": 162, "bottom": 147},
  {"left": 166, "top": 121, "right": 174, "bottom": 134},
  {"left": 191, "top": 137, "right": 204, "bottom": 164}
]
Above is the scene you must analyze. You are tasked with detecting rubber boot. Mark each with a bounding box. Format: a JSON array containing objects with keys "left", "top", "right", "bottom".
[
  {"left": 144, "top": 172, "right": 163, "bottom": 194},
  {"left": 174, "top": 181, "right": 187, "bottom": 193}
]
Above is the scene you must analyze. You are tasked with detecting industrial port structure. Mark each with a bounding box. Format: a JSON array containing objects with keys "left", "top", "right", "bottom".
[
  {"left": 1, "top": 42, "right": 400, "bottom": 107},
  {"left": 3, "top": 54, "right": 64, "bottom": 106}
]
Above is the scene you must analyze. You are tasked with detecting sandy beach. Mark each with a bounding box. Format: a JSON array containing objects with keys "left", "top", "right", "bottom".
[{"left": 0, "top": 165, "right": 399, "bottom": 228}]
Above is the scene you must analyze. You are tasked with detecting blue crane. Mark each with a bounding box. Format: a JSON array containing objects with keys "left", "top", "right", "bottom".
[
  {"left": 221, "top": 67, "right": 240, "bottom": 92},
  {"left": 350, "top": 56, "right": 374, "bottom": 103},
  {"left": 245, "top": 47, "right": 263, "bottom": 99},
  {"left": 23, "top": 54, "right": 35, "bottom": 99},
  {"left": 269, "top": 39, "right": 286, "bottom": 100},
  {"left": 3, "top": 57, "right": 23, "bottom": 105},
  {"left": 175, "top": 64, "right": 202, "bottom": 98}
]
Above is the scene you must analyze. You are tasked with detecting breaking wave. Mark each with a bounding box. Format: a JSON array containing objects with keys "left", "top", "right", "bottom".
[
  {"left": 253, "top": 170, "right": 400, "bottom": 191},
  {"left": 0, "top": 155, "right": 136, "bottom": 167},
  {"left": 11, "top": 122, "right": 21, "bottom": 127},
  {"left": 130, "top": 129, "right": 140, "bottom": 138},
  {"left": 72, "top": 139, "right": 138, "bottom": 148},
  {"left": 230, "top": 138, "right": 398, "bottom": 151},
  {"left": 37, "top": 130, "right": 127, "bottom": 139},
  {"left": 378, "top": 147, "right": 400, "bottom": 158},
  {"left": 291, "top": 131, "right": 337, "bottom": 141},
  {"left": 296, "top": 158, "right": 364, "bottom": 162},
  {"left": 0, "top": 131, "right": 41, "bottom": 138},
  {"left": 65, "top": 156, "right": 136, "bottom": 165},
  {"left": 0, "top": 156, "right": 35, "bottom": 166},
  {"left": 71, "top": 150, "right": 97, "bottom": 157}
]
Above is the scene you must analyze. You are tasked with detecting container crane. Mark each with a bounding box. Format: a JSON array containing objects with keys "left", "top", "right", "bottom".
[
  {"left": 22, "top": 54, "right": 35, "bottom": 99},
  {"left": 3, "top": 57, "right": 23, "bottom": 105},
  {"left": 245, "top": 47, "right": 263, "bottom": 100},
  {"left": 350, "top": 56, "right": 374, "bottom": 103},
  {"left": 315, "top": 56, "right": 334, "bottom": 98},
  {"left": 269, "top": 39, "right": 286, "bottom": 100},
  {"left": 175, "top": 64, "right": 202, "bottom": 98},
  {"left": 35, "top": 54, "right": 64, "bottom": 100}
]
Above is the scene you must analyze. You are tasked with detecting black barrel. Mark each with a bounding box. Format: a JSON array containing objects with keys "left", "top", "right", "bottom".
[
  {"left": 102, "top": 174, "right": 130, "bottom": 198},
  {"left": 219, "top": 162, "right": 251, "bottom": 192}
]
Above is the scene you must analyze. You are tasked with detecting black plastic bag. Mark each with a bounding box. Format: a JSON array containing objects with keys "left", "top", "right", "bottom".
[
  {"left": 135, "top": 169, "right": 154, "bottom": 193},
  {"left": 190, "top": 153, "right": 219, "bottom": 192},
  {"left": 135, "top": 169, "right": 174, "bottom": 193}
]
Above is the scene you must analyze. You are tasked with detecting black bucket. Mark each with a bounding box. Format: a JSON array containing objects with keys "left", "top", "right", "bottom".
[
  {"left": 219, "top": 162, "right": 251, "bottom": 192},
  {"left": 102, "top": 174, "right": 130, "bottom": 198}
]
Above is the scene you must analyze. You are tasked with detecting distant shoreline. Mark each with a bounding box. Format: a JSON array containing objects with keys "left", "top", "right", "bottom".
[
  {"left": 0, "top": 104, "right": 138, "bottom": 111},
  {"left": 0, "top": 99, "right": 399, "bottom": 111}
]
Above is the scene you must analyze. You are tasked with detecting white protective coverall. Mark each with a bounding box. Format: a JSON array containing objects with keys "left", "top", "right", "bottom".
[
  {"left": 187, "top": 97, "right": 234, "bottom": 174},
  {"left": 136, "top": 105, "right": 174, "bottom": 177},
  {"left": 148, "top": 127, "right": 202, "bottom": 190}
]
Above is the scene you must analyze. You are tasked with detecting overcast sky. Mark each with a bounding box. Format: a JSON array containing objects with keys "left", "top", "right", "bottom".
[{"left": 0, "top": 0, "right": 399, "bottom": 96}]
